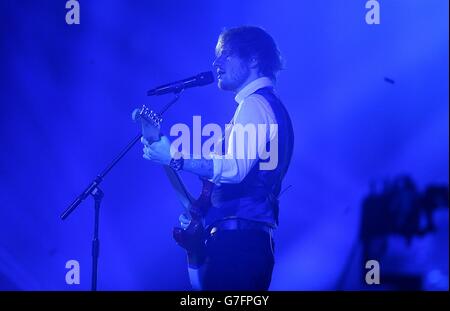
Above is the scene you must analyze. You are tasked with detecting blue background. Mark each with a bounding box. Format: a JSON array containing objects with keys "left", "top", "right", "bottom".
[{"left": 0, "top": 0, "right": 448, "bottom": 290}]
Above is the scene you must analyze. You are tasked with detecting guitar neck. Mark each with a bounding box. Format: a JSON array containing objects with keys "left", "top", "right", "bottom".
[{"left": 162, "top": 165, "right": 195, "bottom": 211}]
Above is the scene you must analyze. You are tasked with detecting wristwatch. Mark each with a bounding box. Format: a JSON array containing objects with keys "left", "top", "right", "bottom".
[{"left": 169, "top": 153, "right": 184, "bottom": 171}]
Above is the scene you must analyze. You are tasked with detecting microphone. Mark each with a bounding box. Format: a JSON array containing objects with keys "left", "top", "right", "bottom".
[{"left": 147, "top": 71, "right": 214, "bottom": 96}]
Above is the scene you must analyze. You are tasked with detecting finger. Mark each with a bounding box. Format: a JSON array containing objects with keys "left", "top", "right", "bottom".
[
  {"left": 180, "top": 219, "right": 190, "bottom": 226},
  {"left": 141, "top": 137, "right": 149, "bottom": 146},
  {"left": 144, "top": 144, "right": 154, "bottom": 153},
  {"left": 143, "top": 153, "right": 151, "bottom": 160},
  {"left": 143, "top": 146, "right": 153, "bottom": 159},
  {"left": 179, "top": 213, "right": 191, "bottom": 224}
]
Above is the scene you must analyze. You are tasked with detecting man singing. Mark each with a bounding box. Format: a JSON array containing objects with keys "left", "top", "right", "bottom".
[{"left": 142, "top": 26, "right": 294, "bottom": 290}]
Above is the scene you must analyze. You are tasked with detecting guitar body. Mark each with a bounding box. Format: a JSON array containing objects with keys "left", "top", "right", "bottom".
[
  {"left": 172, "top": 219, "right": 206, "bottom": 267},
  {"left": 172, "top": 178, "right": 214, "bottom": 268}
]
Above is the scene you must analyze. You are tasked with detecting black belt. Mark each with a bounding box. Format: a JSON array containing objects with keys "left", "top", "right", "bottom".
[{"left": 208, "top": 218, "right": 274, "bottom": 236}]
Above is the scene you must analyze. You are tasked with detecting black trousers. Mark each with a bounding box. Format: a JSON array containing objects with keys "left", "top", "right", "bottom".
[{"left": 199, "top": 229, "right": 275, "bottom": 290}]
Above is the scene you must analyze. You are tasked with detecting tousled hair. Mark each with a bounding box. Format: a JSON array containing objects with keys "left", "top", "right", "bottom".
[{"left": 217, "top": 26, "right": 283, "bottom": 80}]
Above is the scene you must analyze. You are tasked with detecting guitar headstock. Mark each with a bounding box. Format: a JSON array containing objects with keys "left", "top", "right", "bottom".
[{"left": 132, "top": 105, "right": 162, "bottom": 143}]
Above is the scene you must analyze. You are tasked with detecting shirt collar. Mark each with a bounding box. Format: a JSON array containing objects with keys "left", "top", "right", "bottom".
[{"left": 234, "top": 77, "right": 274, "bottom": 104}]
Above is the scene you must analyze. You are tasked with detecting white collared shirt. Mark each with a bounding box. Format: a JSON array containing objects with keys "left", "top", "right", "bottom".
[{"left": 210, "top": 77, "right": 278, "bottom": 184}]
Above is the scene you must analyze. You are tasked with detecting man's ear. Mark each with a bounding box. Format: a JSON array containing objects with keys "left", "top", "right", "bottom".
[{"left": 249, "top": 57, "right": 258, "bottom": 69}]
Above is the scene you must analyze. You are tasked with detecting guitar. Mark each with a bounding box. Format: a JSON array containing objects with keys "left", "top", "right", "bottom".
[{"left": 132, "top": 105, "right": 213, "bottom": 269}]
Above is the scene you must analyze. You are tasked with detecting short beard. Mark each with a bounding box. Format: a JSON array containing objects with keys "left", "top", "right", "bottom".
[{"left": 219, "top": 69, "right": 250, "bottom": 92}]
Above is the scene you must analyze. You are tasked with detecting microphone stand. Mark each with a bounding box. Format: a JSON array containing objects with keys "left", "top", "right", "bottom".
[{"left": 60, "top": 91, "right": 183, "bottom": 291}]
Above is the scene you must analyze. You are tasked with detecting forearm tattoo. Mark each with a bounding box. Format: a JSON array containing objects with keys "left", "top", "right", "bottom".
[{"left": 183, "top": 158, "right": 214, "bottom": 179}]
